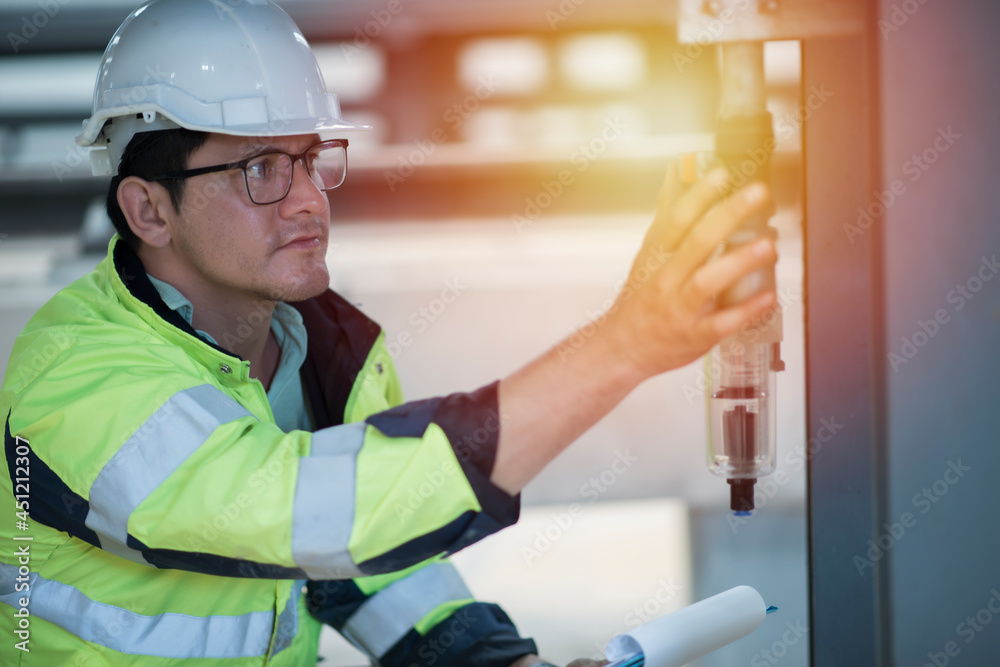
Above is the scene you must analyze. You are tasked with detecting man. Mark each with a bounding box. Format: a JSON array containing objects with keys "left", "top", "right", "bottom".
[{"left": 0, "top": 1, "right": 777, "bottom": 665}]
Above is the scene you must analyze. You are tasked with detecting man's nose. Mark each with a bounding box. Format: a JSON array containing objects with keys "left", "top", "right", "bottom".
[{"left": 280, "top": 157, "right": 327, "bottom": 216}]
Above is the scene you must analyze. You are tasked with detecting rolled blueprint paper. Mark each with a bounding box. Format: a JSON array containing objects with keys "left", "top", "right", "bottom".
[{"left": 605, "top": 585, "right": 767, "bottom": 667}]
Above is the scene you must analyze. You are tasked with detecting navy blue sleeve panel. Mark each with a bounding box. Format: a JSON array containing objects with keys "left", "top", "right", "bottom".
[
  {"left": 381, "top": 603, "right": 538, "bottom": 667},
  {"left": 304, "top": 578, "right": 369, "bottom": 628},
  {"left": 5, "top": 411, "right": 312, "bottom": 580},
  {"left": 290, "top": 290, "right": 382, "bottom": 429},
  {"left": 355, "top": 512, "right": 475, "bottom": 575},
  {"left": 365, "top": 380, "right": 521, "bottom": 557},
  {"left": 5, "top": 410, "right": 101, "bottom": 547},
  {"left": 306, "top": 580, "right": 538, "bottom": 667}
]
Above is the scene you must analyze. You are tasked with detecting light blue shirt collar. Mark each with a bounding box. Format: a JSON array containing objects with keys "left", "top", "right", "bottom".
[{"left": 147, "top": 274, "right": 313, "bottom": 432}]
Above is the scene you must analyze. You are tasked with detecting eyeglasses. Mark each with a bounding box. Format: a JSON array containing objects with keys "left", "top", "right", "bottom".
[{"left": 148, "top": 139, "right": 348, "bottom": 205}]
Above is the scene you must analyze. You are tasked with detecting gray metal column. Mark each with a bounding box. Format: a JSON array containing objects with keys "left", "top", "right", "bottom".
[
  {"left": 878, "top": 1, "right": 1000, "bottom": 665},
  {"left": 802, "top": 24, "right": 891, "bottom": 667}
]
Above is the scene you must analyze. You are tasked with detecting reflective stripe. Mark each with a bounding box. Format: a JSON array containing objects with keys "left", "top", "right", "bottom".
[
  {"left": 85, "top": 384, "right": 253, "bottom": 563},
  {"left": 0, "top": 563, "right": 277, "bottom": 659},
  {"left": 341, "top": 561, "right": 473, "bottom": 658},
  {"left": 291, "top": 422, "right": 367, "bottom": 579},
  {"left": 272, "top": 580, "right": 304, "bottom": 655}
]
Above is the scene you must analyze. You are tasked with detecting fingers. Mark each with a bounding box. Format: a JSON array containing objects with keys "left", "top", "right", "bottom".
[
  {"left": 668, "top": 182, "right": 771, "bottom": 283},
  {"left": 646, "top": 164, "right": 730, "bottom": 254},
  {"left": 655, "top": 161, "right": 686, "bottom": 225},
  {"left": 680, "top": 237, "right": 777, "bottom": 312},
  {"left": 667, "top": 167, "right": 729, "bottom": 234},
  {"left": 695, "top": 289, "right": 777, "bottom": 342},
  {"left": 636, "top": 162, "right": 682, "bottom": 255}
]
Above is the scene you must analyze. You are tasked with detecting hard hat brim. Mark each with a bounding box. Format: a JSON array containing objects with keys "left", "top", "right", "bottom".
[
  {"left": 77, "top": 105, "right": 372, "bottom": 177},
  {"left": 77, "top": 104, "right": 372, "bottom": 148}
]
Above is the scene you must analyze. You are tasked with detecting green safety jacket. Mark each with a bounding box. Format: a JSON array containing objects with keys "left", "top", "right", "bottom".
[{"left": 0, "top": 237, "right": 536, "bottom": 666}]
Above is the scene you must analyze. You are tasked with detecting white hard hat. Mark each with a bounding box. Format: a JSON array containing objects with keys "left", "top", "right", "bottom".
[{"left": 76, "top": 0, "right": 370, "bottom": 176}]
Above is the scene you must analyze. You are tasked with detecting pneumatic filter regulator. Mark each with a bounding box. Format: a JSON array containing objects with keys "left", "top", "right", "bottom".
[{"left": 703, "top": 43, "right": 784, "bottom": 515}]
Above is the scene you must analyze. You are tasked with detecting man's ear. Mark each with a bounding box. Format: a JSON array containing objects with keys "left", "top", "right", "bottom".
[{"left": 117, "top": 177, "right": 176, "bottom": 248}]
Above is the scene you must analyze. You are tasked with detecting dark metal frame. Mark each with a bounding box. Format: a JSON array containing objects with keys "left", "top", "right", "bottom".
[{"left": 802, "top": 12, "right": 891, "bottom": 666}]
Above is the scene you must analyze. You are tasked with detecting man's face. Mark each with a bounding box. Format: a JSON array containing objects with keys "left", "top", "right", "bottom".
[{"left": 168, "top": 132, "right": 332, "bottom": 303}]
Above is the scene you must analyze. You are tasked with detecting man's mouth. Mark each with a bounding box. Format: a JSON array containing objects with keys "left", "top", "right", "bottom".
[{"left": 279, "top": 234, "right": 323, "bottom": 250}]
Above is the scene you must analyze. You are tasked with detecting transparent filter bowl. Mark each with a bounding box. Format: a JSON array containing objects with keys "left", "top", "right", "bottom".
[{"left": 707, "top": 339, "right": 778, "bottom": 514}]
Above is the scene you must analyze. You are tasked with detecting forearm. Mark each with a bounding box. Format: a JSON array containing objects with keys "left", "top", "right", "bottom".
[{"left": 491, "top": 313, "right": 645, "bottom": 495}]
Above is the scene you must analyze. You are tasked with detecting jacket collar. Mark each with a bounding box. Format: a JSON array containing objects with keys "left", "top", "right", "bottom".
[
  {"left": 107, "top": 235, "right": 384, "bottom": 428},
  {"left": 110, "top": 236, "right": 244, "bottom": 360}
]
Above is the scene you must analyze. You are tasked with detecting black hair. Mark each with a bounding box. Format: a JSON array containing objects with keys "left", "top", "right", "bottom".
[{"left": 106, "top": 126, "right": 209, "bottom": 249}]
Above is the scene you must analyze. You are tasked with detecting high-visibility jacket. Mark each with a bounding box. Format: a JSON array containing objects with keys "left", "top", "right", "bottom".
[{"left": 0, "top": 237, "right": 535, "bottom": 666}]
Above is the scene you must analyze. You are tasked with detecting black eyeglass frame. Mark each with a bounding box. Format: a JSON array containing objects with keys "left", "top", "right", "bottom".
[{"left": 146, "top": 138, "right": 349, "bottom": 205}]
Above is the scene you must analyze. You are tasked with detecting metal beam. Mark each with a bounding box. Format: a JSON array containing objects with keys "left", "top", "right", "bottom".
[
  {"left": 802, "top": 23, "right": 890, "bottom": 667},
  {"left": 677, "top": 0, "right": 865, "bottom": 44}
]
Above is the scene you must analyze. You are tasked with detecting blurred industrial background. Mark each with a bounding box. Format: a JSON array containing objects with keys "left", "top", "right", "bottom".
[
  {"left": 0, "top": 1, "right": 807, "bottom": 663},
  {"left": 2, "top": 1, "right": 999, "bottom": 666}
]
